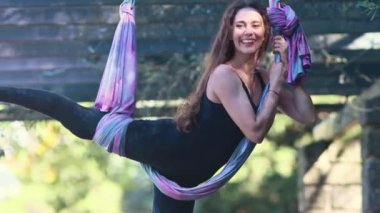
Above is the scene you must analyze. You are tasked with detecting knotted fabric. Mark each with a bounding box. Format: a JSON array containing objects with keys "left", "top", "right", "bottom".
[{"left": 267, "top": 3, "right": 312, "bottom": 84}]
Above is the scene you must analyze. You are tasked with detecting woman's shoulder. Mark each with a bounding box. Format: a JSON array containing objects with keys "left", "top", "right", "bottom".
[
  {"left": 207, "top": 64, "right": 242, "bottom": 97},
  {"left": 210, "top": 64, "right": 240, "bottom": 83}
]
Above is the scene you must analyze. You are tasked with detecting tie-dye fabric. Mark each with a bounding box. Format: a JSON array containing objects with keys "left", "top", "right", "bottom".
[
  {"left": 267, "top": 3, "right": 312, "bottom": 84},
  {"left": 94, "top": 3, "right": 137, "bottom": 115}
]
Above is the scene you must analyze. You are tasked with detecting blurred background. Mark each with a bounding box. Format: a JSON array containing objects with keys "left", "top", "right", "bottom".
[{"left": 0, "top": 0, "right": 379, "bottom": 212}]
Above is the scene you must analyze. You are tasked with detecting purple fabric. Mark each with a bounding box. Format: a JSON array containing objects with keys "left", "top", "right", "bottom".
[
  {"left": 267, "top": 3, "right": 312, "bottom": 84},
  {"left": 93, "top": 2, "right": 136, "bottom": 158},
  {"left": 94, "top": 3, "right": 137, "bottom": 115}
]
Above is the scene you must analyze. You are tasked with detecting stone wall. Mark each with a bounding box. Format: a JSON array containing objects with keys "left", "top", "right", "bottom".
[
  {"left": 299, "top": 80, "right": 380, "bottom": 213},
  {"left": 359, "top": 82, "right": 380, "bottom": 213},
  {"left": 298, "top": 138, "right": 362, "bottom": 213}
]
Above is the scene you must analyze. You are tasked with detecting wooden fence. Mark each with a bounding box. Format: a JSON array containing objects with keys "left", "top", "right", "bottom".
[{"left": 0, "top": 0, "right": 379, "bottom": 102}]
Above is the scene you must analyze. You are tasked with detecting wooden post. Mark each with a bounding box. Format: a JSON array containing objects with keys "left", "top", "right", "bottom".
[{"left": 359, "top": 81, "right": 380, "bottom": 213}]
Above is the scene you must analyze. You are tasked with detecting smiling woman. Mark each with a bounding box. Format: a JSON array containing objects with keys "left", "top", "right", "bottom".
[
  {"left": 231, "top": 8, "right": 267, "bottom": 56},
  {"left": 0, "top": 0, "right": 314, "bottom": 212}
]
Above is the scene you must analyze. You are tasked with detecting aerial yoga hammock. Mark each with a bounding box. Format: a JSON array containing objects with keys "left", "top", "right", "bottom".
[
  {"left": 93, "top": 0, "right": 311, "bottom": 201},
  {"left": 0, "top": 0, "right": 311, "bottom": 203}
]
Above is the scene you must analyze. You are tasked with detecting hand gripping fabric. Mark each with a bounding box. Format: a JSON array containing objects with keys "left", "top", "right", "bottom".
[
  {"left": 93, "top": 1, "right": 311, "bottom": 201},
  {"left": 267, "top": 1, "right": 312, "bottom": 84}
]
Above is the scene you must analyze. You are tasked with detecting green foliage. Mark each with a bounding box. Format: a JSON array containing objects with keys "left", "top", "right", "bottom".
[
  {"left": 0, "top": 121, "right": 152, "bottom": 212},
  {"left": 358, "top": 0, "right": 380, "bottom": 20}
]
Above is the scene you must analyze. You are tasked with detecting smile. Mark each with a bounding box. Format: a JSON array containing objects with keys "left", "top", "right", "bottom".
[{"left": 240, "top": 39, "right": 255, "bottom": 45}]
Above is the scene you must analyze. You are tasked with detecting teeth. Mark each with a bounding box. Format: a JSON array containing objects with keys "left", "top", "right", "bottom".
[{"left": 241, "top": 40, "right": 254, "bottom": 44}]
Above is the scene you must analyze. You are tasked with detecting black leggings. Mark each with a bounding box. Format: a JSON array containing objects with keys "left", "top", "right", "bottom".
[{"left": 0, "top": 87, "right": 195, "bottom": 213}]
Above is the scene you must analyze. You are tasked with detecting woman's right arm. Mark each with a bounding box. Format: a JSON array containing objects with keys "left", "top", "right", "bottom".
[{"left": 208, "top": 63, "right": 285, "bottom": 143}]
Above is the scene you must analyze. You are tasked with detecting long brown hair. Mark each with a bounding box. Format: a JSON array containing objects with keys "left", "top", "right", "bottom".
[{"left": 175, "top": 0, "right": 271, "bottom": 132}]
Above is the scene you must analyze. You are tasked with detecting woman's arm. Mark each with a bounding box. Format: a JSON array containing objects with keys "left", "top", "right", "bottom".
[
  {"left": 277, "top": 84, "right": 316, "bottom": 124},
  {"left": 259, "top": 66, "right": 316, "bottom": 125},
  {"left": 208, "top": 63, "right": 285, "bottom": 143},
  {"left": 272, "top": 35, "right": 316, "bottom": 124}
]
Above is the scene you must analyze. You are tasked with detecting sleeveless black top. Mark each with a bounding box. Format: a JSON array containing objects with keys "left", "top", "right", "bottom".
[{"left": 123, "top": 73, "right": 265, "bottom": 187}]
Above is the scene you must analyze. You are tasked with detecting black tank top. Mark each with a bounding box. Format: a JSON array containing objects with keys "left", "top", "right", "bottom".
[{"left": 124, "top": 72, "right": 265, "bottom": 186}]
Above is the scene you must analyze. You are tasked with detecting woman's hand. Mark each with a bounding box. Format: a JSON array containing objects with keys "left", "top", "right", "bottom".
[
  {"left": 272, "top": 35, "right": 288, "bottom": 65},
  {"left": 268, "top": 62, "right": 286, "bottom": 92},
  {"left": 271, "top": 35, "right": 289, "bottom": 86}
]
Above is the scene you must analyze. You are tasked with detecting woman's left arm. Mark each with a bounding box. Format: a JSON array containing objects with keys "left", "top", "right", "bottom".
[
  {"left": 277, "top": 84, "right": 316, "bottom": 124},
  {"left": 272, "top": 35, "right": 316, "bottom": 124}
]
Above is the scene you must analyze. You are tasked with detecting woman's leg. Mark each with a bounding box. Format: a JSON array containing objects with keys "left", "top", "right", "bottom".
[
  {"left": 0, "top": 87, "right": 105, "bottom": 139},
  {"left": 152, "top": 186, "right": 195, "bottom": 213},
  {"left": 0, "top": 87, "right": 210, "bottom": 213}
]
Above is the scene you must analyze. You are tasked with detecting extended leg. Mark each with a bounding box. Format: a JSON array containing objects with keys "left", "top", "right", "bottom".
[
  {"left": 0, "top": 87, "right": 105, "bottom": 139},
  {"left": 152, "top": 186, "right": 195, "bottom": 213}
]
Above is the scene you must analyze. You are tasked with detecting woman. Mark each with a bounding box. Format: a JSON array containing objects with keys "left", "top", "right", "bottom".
[{"left": 0, "top": 0, "right": 315, "bottom": 212}]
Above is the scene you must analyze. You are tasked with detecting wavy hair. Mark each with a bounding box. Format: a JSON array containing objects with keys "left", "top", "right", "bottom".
[{"left": 175, "top": 0, "right": 271, "bottom": 132}]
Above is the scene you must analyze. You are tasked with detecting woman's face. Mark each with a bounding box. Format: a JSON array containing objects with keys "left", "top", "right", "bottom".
[{"left": 231, "top": 8, "right": 266, "bottom": 56}]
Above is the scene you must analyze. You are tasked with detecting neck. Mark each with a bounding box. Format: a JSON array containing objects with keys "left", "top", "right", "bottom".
[{"left": 228, "top": 52, "right": 258, "bottom": 75}]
